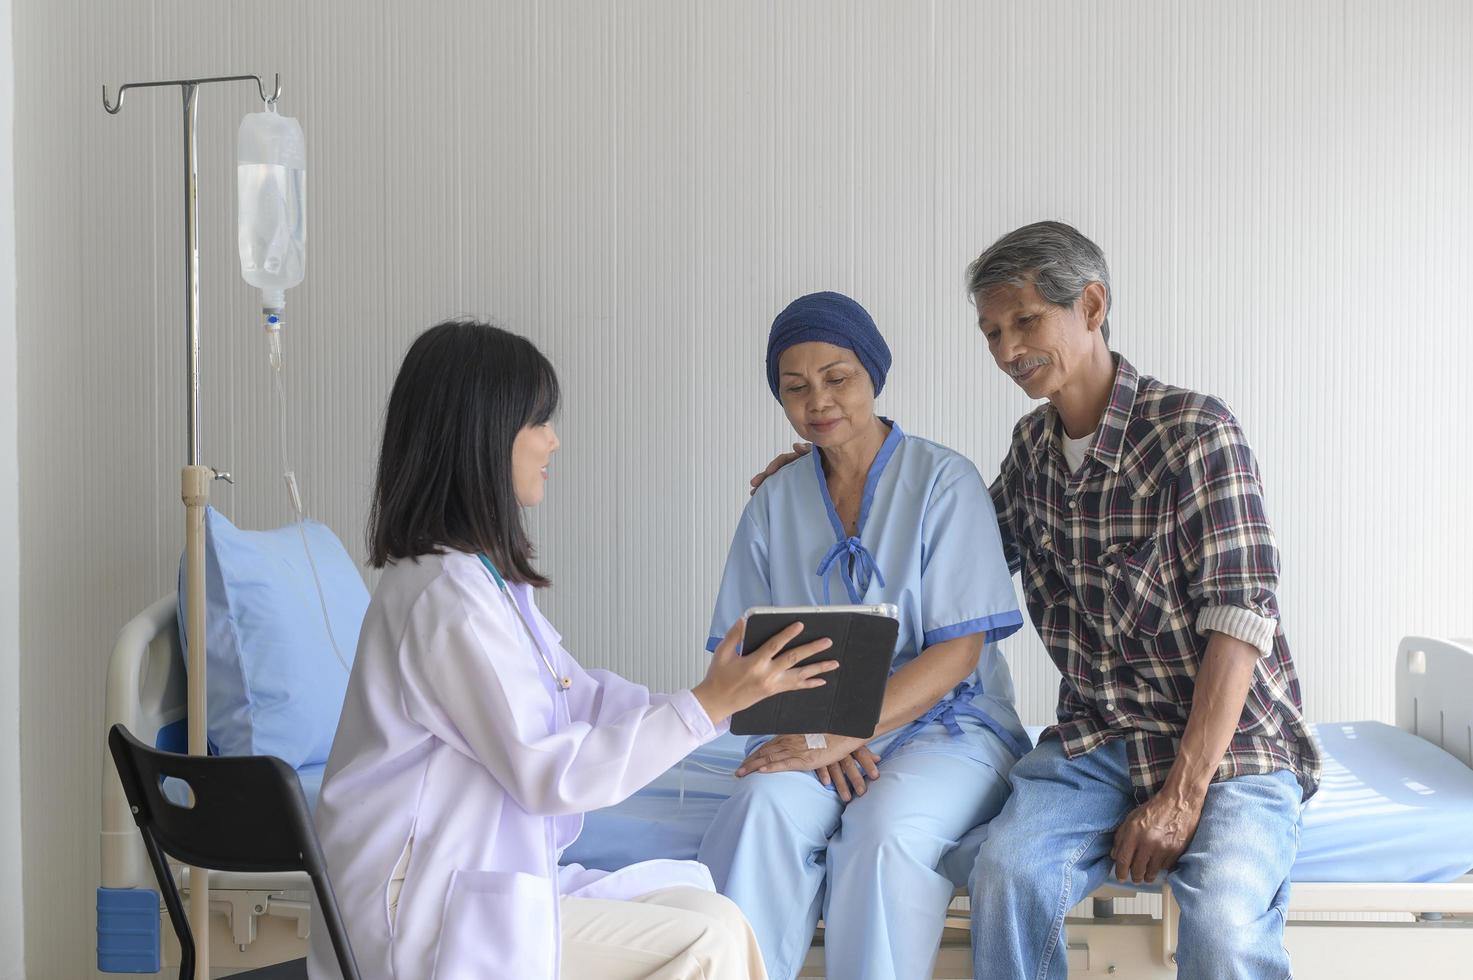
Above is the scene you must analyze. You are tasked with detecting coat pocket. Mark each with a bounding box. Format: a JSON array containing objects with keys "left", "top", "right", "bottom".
[{"left": 432, "top": 869, "right": 557, "bottom": 980}]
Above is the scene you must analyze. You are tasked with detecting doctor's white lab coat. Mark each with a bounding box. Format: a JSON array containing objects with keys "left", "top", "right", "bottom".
[{"left": 307, "top": 551, "right": 722, "bottom": 980}]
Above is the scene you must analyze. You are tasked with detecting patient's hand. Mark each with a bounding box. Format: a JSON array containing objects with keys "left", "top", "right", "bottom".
[
  {"left": 1110, "top": 792, "right": 1204, "bottom": 884},
  {"left": 736, "top": 734, "right": 878, "bottom": 801},
  {"left": 815, "top": 745, "right": 882, "bottom": 803},
  {"left": 749, "top": 443, "right": 812, "bottom": 495}
]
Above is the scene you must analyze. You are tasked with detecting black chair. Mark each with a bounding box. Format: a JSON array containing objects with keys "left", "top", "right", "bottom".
[{"left": 107, "top": 723, "right": 362, "bottom": 980}]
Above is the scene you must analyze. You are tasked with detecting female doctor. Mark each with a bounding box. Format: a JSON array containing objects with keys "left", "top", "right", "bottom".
[{"left": 308, "top": 319, "right": 838, "bottom": 980}]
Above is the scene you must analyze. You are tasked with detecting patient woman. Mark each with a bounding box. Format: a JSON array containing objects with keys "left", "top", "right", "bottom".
[
  {"left": 309, "top": 319, "right": 841, "bottom": 980},
  {"left": 696, "top": 292, "right": 1028, "bottom": 980}
]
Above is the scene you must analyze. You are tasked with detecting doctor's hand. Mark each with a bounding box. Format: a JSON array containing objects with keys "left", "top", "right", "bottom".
[
  {"left": 692, "top": 619, "right": 838, "bottom": 726},
  {"left": 749, "top": 443, "right": 812, "bottom": 495},
  {"left": 1110, "top": 791, "right": 1205, "bottom": 885}
]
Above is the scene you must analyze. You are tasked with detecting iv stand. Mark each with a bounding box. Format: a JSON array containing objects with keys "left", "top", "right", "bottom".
[{"left": 103, "top": 73, "right": 282, "bottom": 980}]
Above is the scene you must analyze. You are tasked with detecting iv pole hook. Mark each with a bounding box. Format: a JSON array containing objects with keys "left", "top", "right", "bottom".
[{"left": 102, "top": 72, "right": 280, "bottom": 114}]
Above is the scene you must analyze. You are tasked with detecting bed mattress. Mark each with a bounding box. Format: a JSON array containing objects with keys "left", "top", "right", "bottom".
[{"left": 558, "top": 721, "right": 1473, "bottom": 887}]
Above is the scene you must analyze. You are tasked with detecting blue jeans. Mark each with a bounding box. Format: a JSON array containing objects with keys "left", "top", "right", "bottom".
[{"left": 969, "top": 737, "right": 1302, "bottom": 980}]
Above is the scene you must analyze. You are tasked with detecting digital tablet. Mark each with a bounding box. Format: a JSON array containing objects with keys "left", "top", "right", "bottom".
[{"left": 729, "top": 604, "right": 899, "bottom": 739}]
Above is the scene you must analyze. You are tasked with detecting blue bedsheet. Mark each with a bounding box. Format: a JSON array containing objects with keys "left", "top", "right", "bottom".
[
  {"left": 1292, "top": 721, "right": 1473, "bottom": 881},
  {"left": 560, "top": 737, "right": 742, "bottom": 873},
  {"left": 562, "top": 722, "right": 1473, "bottom": 886}
]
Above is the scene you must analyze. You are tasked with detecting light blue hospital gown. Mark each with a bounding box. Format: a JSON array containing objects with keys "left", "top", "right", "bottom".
[{"left": 697, "top": 421, "right": 1027, "bottom": 980}]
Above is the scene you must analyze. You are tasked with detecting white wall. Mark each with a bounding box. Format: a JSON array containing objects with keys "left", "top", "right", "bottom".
[
  {"left": 13, "top": 1, "right": 1473, "bottom": 976},
  {"left": 0, "top": 0, "right": 23, "bottom": 973}
]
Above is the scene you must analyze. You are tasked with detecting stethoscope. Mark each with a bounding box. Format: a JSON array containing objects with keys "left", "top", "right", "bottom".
[{"left": 477, "top": 553, "right": 572, "bottom": 692}]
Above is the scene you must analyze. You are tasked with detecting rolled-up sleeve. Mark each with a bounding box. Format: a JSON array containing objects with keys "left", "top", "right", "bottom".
[{"left": 1175, "top": 417, "right": 1281, "bottom": 656}]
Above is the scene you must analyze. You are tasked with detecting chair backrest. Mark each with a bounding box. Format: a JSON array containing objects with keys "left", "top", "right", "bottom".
[
  {"left": 107, "top": 724, "right": 362, "bottom": 980},
  {"left": 109, "top": 723, "right": 320, "bottom": 873}
]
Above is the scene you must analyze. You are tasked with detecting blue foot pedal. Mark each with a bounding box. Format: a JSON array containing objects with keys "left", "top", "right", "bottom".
[{"left": 97, "top": 887, "right": 162, "bottom": 973}]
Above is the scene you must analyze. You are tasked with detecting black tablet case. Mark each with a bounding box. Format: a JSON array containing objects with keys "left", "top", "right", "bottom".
[{"left": 729, "top": 610, "right": 898, "bottom": 738}]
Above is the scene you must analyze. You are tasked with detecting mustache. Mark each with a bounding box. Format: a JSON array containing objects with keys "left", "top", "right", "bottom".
[{"left": 1007, "top": 356, "right": 1051, "bottom": 377}]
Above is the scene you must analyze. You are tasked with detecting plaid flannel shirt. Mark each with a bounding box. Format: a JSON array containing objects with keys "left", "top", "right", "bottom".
[{"left": 991, "top": 356, "right": 1320, "bottom": 801}]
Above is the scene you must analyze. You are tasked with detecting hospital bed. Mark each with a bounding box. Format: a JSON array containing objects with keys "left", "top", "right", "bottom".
[{"left": 100, "top": 593, "right": 1473, "bottom": 977}]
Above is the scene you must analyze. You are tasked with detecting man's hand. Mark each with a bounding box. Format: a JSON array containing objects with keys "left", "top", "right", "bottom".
[
  {"left": 1106, "top": 631, "right": 1258, "bottom": 884},
  {"left": 1110, "top": 792, "right": 1204, "bottom": 884},
  {"left": 750, "top": 443, "right": 812, "bottom": 495}
]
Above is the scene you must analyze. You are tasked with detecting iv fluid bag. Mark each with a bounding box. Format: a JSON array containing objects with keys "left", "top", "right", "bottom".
[{"left": 238, "top": 109, "right": 306, "bottom": 310}]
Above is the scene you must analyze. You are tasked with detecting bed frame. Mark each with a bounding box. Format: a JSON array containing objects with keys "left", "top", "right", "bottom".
[
  {"left": 100, "top": 596, "right": 1473, "bottom": 977},
  {"left": 99, "top": 596, "right": 315, "bottom": 976}
]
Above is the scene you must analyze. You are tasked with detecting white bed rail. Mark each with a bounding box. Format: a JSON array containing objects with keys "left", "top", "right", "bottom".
[
  {"left": 100, "top": 594, "right": 186, "bottom": 890},
  {"left": 100, "top": 594, "right": 315, "bottom": 972},
  {"left": 1396, "top": 635, "right": 1473, "bottom": 767}
]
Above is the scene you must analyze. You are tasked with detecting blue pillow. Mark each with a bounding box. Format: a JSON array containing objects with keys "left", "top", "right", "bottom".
[{"left": 177, "top": 507, "right": 368, "bottom": 769}]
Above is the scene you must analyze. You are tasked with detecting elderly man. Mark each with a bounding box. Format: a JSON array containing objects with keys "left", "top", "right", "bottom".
[{"left": 964, "top": 221, "right": 1319, "bottom": 980}]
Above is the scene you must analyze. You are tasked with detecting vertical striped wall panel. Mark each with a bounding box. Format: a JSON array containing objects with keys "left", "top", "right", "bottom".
[{"left": 14, "top": 1, "right": 1473, "bottom": 974}]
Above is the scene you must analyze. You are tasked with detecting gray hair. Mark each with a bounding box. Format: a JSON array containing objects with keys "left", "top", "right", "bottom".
[{"left": 966, "top": 221, "right": 1113, "bottom": 345}]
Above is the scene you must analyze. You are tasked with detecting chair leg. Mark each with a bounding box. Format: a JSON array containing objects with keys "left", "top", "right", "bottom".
[
  {"left": 142, "top": 829, "right": 195, "bottom": 980},
  {"left": 311, "top": 872, "right": 363, "bottom": 980}
]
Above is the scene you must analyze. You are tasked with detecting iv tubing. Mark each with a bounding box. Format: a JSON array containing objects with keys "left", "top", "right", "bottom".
[{"left": 266, "top": 311, "right": 350, "bottom": 672}]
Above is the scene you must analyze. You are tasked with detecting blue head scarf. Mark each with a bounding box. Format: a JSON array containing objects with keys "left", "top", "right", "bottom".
[{"left": 765, "top": 291, "right": 892, "bottom": 400}]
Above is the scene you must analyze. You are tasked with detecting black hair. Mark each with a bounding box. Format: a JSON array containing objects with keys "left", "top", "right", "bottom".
[{"left": 368, "top": 318, "right": 559, "bottom": 585}]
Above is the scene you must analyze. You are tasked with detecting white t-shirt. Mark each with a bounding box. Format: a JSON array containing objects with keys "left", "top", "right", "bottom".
[{"left": 1061, "top": 428, "right": 1095, "bottom": 474}]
